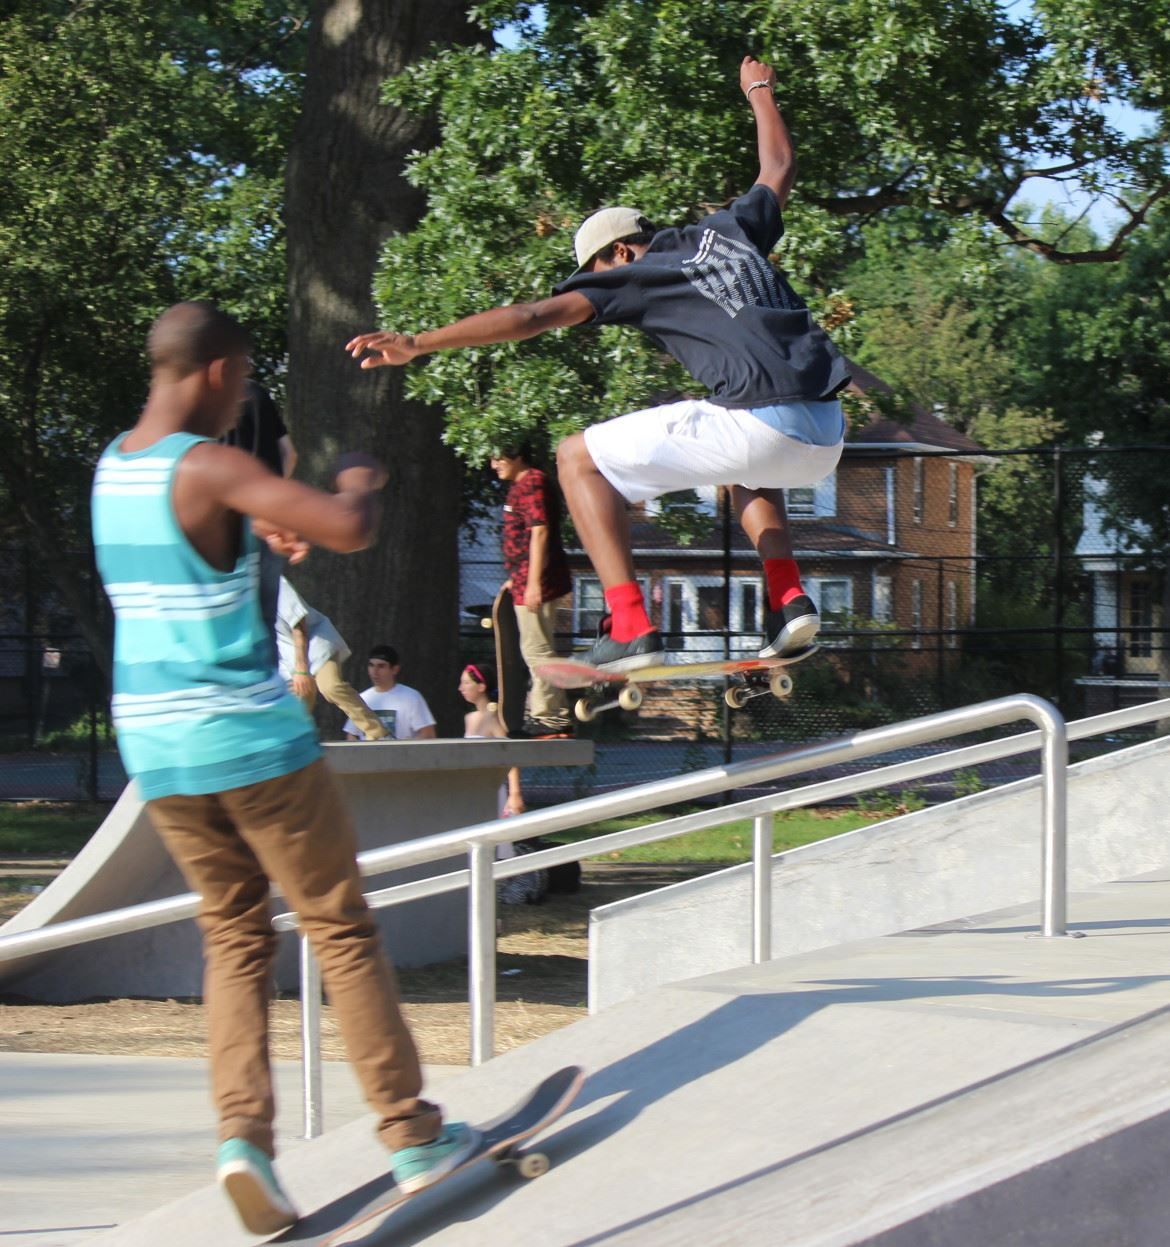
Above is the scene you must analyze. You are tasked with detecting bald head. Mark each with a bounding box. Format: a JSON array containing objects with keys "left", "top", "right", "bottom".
[{"left": 147, "top": 302, "right": 251, "bottom": 379}]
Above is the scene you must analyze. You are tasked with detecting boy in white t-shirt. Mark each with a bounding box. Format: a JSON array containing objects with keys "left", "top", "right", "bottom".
[{"left": 343, "top": 644, "right": 438, "bottom": 741}]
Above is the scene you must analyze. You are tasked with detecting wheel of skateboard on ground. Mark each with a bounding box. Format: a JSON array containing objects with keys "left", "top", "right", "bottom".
[
  {"left": 617, "top": 685, "right": 643, "bottom": 712},
  {"left": 515, "top": 1151, "right": 550, "bottom": 1179},
  {"left": 724, "top": 684, "right": 750, "bottom": 710},
  {"left": 769, "top": 670, "right": 794, "bottom": 699}
]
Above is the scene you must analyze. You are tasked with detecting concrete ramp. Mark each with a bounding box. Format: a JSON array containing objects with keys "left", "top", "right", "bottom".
[
  {"left": 90, "top": 873, "right": 1170, "bottom": 1246},
  {"left": 592, "top": 732, "right": 1170, "bottom": 1010},
  {"left": 0, "top": 739, "right": 590, "bottom": 1001}
]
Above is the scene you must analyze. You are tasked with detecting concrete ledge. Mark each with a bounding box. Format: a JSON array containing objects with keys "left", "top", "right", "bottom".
[{"left": 0, "top": 739, "right": 592, "bottom": 1001}]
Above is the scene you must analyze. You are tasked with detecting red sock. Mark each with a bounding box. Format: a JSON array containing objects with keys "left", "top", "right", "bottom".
[
  {"left": 604, "top": 581, "right": 654, "bottom": 642},
  {"left": 764, "top": 559, "right": 804, "bottom": 610}
]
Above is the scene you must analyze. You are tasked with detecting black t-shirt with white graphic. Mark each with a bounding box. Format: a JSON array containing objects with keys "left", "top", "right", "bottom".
[{"left": 553, "top": 184, "right": 849, "bottom": 408}]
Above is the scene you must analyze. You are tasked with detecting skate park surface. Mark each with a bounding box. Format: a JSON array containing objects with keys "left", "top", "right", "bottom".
[
  {"left": 6, "top": 871, "right": 1170, "bottom": 1246},
  {"left": 6, "top": 729, "right": 1170, "bottom": 1245}
]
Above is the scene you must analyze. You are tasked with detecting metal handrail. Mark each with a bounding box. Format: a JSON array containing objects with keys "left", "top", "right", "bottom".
[
  {"left": 3, "top": 694, "right": 1164, "bottom": 969},
  {"left": 5, "top": 694, "right": 1170, "bottom": 1140}
]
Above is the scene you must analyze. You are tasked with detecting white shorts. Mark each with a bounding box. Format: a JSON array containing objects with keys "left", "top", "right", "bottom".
[{"left": 582, "top": 396, "right": 845, "bottom": 504}]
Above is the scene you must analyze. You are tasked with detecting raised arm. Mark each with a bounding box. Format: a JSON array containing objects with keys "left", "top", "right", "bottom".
[
  {"left": 739, "top": 55, "right": 796, "bottom": 210},
  {"left": 345, "top": 291, "right": 595, "bottom": 370}
]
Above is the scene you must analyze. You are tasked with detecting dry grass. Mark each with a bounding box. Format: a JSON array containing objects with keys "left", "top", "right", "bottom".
[{"left": 0, "top": 863, "right": 708, "bottom": 1065}]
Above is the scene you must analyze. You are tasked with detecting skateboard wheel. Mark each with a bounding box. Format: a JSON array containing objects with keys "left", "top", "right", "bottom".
[
  {"left": 480, "top": 617, "right": 492, "bottom": 629},
  {"left": 724, "top": 685, "right": 749, "bottom": 710},
  {"left": 617, "top": 685, "right": 643, "bottom": 712},
  {"left": 769, "top": 671, "right": 794, "bottom": 699},
  {"left": 574, "top": 698, "right": 597, "bottom": 723},
  {"left": 517, "top": 1151, "right": 550, "bottom": 1179}
]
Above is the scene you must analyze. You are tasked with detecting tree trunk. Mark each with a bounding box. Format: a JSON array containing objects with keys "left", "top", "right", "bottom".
[{"left": 285, "top": 1, "right": 482, "bottom": 735}]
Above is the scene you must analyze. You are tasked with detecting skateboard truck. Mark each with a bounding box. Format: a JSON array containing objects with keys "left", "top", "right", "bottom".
[{"left": 574, "top": 684, "right": 643, "bottom": 723}]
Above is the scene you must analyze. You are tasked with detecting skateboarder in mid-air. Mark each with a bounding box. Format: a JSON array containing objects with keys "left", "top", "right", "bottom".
[
  {"left": 348, "top": 54, "right": 849, "bottom": 672},
  {"left": 91, "top": 302, "right": 476, "bottom": 1236}
]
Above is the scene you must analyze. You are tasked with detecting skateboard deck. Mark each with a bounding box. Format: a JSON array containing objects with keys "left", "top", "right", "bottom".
[
  {"left": 321, "top": 1065, "right": 584, "bottom": 1246},
  {"left": 490, "top": 585, "right": 527, "bottom": 736},
  {"left": 536, "top": 646, "right": 817, "bottom": 721}
]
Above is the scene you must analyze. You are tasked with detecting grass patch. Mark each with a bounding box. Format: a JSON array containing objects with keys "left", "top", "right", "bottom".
[
  {"left": 547, "top": 804, "right": 880, "bottom": 864},
  {"left": 0, "top": 803, "right": 108, "bottom": 857}
]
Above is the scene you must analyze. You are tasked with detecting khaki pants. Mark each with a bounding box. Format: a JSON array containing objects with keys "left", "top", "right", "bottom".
[
  {"left": 516, "top": 599, "right": 570, "bottom": 724},
  {"left": 311, "top": 658, "right": 388, "bottom": 740},
  {"left": 147, "top": 757, "right": 440, "bottom": 1156}
]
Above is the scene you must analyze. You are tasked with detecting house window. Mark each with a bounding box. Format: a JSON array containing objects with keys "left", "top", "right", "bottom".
[
  {"left": 912, "top": 458, "right": 924, "bottom": 524},
  {"left": 573, "top": 575, "right": 650, "bottom": 640},
  {"left": 663, "top": 579, "right": 688, "bottom": 651},
  {"left": 806, "top": 577, "right": 853, "bottom": 644},
  {"left": 786, "top": 471, "right": 837, "bottom": 518},
  {"left": 787, "top": 486, "right": 816, "bottom": 517},
  {"left": 873, "top": 575, "right": 893, "bottom": 623},
  {"left": 733, "top": 578, "right": 763, "bottom": 655},
  {"left": 910, "top": 579, "right": 923, "bottom": 649},
  {"left": 696, "top": 584, "right": 727, "bottom": 631},
  {"left": 948, "top": 463, "right": 959, "bottom": 527},
  {"left": 946, "top": 581, "right": 959, "bottom": 648},
  {"left": 1128, "top": 579, "right": 1153, "bottom": 658}
]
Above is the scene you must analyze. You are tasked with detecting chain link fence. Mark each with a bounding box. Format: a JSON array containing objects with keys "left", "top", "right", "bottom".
[{"left": 3, "top": 447, "right": 1168, "bottom": 805}]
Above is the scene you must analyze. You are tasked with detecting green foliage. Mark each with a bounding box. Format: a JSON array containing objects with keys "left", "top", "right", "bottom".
[
  {"left": 953, "top": 768, "right": 986, "bottom": 797},
  {"left": 0, "top": 1, "right": 305, "bottom": 624},
  {"left": 371, "top": 0, "right": 1169, "bottom": 464}
]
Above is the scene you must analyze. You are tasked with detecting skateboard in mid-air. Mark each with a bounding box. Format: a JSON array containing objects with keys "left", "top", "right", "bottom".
[
  {"left": 321, "top": 1065, "right": 585, "bottom": 1246},
  {"left": 478, "top": 584, "right": 528, "bottom": 736},
  {"left": 536, "top": 646, "right": 817, "bottom": 722}
]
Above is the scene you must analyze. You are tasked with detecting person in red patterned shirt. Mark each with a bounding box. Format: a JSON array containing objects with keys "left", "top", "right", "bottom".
[{"left": 491, "top": 444, "right": 573, "bottom": 732}]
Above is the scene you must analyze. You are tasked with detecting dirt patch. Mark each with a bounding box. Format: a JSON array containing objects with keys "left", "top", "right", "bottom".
[{"left": 0, "top": 863, "right": 711, "bottom": 1065}]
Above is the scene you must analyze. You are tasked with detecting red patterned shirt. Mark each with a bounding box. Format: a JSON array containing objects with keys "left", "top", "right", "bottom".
[{"left": 502, "top": 468, "right": 571, "bottom": 603}]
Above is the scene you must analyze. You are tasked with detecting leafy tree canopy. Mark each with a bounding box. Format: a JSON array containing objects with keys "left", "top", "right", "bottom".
[
  {"left": 0, "top": 0, "right": 305, "bottom": 643},
  {"left": 372, "top": 0, "right": 1169, "bottom": 464}
]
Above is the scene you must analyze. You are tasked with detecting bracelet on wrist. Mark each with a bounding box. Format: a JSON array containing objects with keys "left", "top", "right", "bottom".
[
  {"left": 293, "top": 670, "right": 310, "bottom": 676},
  {"left": 746, "top": 80, "right": 773, "bottom": 98}
]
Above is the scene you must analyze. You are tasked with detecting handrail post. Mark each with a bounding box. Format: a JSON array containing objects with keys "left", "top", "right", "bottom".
[
  {"left": 468, "top": 841, "right": 496, "bottom": 1065},
  {"left": 1036, "top": 699, "right": 1070, "bottom": 936},
  {"left": 752, "top": 813, "right": 773, "bottom": 964},
  {"left": 299, "top": 933, "right": 324, "bottom": 1139}
]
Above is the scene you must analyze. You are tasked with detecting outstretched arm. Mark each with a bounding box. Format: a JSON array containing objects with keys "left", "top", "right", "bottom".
[
  {"left": 740, "top": 55, "right": 796, "bottom": 210},
  {"left": 346, "top": 291, "right": 594, "bottom": 370}
]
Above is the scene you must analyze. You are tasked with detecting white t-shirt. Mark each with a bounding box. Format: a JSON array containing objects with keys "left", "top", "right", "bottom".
[
  {"left": 274, "top": 578, "right": 350, "bottom": 678},
  {"left": 343, "top": 684, "right": 436, "bottom": 740}
]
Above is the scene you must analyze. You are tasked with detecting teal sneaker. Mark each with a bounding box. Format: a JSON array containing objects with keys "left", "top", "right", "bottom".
[
  {"left": 391, "top": 1121, "right": 480, "bottom": 1193},
  {"left": 215, "top": 1138, "right": 298, "bottom": 1235}
]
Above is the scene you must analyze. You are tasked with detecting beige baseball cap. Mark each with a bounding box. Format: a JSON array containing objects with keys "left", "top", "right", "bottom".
[{"left": 571, "top": 206, "right": 650, "bottom": 273}]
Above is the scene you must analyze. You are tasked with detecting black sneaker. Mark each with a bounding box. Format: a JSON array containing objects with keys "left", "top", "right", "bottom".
[
  {"left": 587, "top": 618, "right": 666, "bottom": 672},
  {"left": 760, "top": 594, "right": 820, "bottom": 658}
]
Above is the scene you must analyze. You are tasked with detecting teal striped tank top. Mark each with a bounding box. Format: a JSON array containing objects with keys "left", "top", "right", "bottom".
[{"left": 92, "top": 431, "right": 320, "bottom": 799}]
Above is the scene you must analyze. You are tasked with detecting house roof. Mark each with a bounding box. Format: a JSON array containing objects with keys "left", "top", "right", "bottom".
[{"left": 844, "top": 361, "right": 985, "bottom": 454}]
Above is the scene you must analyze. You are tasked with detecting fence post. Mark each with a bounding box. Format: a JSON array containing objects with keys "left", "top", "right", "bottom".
[{"left": 1053, "top": 447, "right": 1064, "bottom": 707}]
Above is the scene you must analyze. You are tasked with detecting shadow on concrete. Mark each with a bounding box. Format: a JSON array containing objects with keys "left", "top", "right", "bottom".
[
  {"left": 555, "top": 986, "right": 1170, "bottom": 1247},
  {"left": 560, "top": 973, "right": 1170, "bottom": 1181}
]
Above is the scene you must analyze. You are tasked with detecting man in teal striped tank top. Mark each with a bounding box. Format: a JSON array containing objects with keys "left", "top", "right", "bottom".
[{"left": 92, "top": 302, "right": 476, "bottom": 1234}]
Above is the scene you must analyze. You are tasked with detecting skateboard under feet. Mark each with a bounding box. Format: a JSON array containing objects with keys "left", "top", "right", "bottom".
[
  {"left": 321, "top": 1065, "right": 585, "bottom": 1245},
  {"left": 537, "top": 645, "right": 817, "bottom": 723}
]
